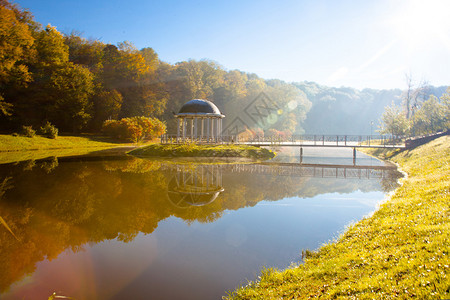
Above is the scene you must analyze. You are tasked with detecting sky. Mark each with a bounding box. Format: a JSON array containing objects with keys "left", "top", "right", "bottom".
[{"left": 12, "top": 0, "right": 450, "bottom": 90}]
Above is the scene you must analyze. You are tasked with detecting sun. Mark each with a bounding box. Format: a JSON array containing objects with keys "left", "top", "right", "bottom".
[{"left": 389, "top": 0, "right": 450, "bottom": 49}]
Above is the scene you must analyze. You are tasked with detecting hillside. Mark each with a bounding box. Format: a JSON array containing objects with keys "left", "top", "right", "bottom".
[{"left": 294, "top": 82, "right": 448, "bottom": 134}]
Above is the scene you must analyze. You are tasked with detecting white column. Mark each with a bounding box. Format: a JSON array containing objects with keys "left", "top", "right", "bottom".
[
  {"left": 210, "top": 118, "right": 214, "bottom": 143},
  {"left": 177, "top": 118, "right": 180, "bottom": 143},
  {"left": 216, "top": 118, "right": 219, "bottom": 143},
  {"left": 206, "top": 118, "right": 210, "bottom": 142},
  {"left": 219, "top": 118, "right": 222, "bottom": 142},
  {"left": 201, "top": 119, "right": 204, "bottom": 142},
  {"left": 182, "top": 118, "right": 186, "bottom": 141},
  {"left": 190, "top": 118, "right": 193, "bottom": 141},
  {"left": 194, "top": 118, "right": 198, "bottom": 141}
]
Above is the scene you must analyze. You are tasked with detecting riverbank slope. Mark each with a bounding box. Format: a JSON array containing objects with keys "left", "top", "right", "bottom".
[{"left": 227, "top": 136, "right": 449, "bottom": 299}]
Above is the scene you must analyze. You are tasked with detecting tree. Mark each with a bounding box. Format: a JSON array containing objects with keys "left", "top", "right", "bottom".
[
  {"left": 401, "top": 73, "right": 428, "bottom": 120},
  {"left": 440, "top": 87, "right": 450, "bottom": 130},
  {"left": 0, "top": 1, "right": 35, "bottom": 116},
  {"left": 90, "top": 89, "right": 123, "bottom": 131},
  {"left": 34, "top": 25, "right": 69, "bottom": 67},
  {"left": 49, "top": 62, "right": 94, "bottom": 132},
  {"left": 379, "top": 102, "right": 410, "bottom": 137},
  {"left": 412, "top": 95, "right": 446, "bottom": 135},
  {"left": 140, "top": 47, "right": 159, "bottom": 72},
  {"left": 64, "top": 32, "right": 104, "bottom": 74},
  {"left": 9, "top": 24, "right": 95, "bottom": 132}
]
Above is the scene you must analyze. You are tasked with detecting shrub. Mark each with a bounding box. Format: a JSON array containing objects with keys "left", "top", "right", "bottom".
[
  {"left": 21, "top": 125, "right": 36, "bottom": 138},
  {"left": 102, "top": 116, "right": 166, "bottom": 142},
  {"left": 40, "top": 121, "right": 58, "bottom": 139}
]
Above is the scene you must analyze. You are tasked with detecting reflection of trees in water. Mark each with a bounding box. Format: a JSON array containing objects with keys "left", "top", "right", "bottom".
[
  {"left": 380, "top": 170, "right": 403, "bottom": 192},
  {"left": 0, "top": 157, "right": 402, "bottom": 292}
]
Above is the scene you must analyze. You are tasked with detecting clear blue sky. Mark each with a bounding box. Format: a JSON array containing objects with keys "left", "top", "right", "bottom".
[{"left": 13, "top": 0, "right": 450, "bottom": 90}]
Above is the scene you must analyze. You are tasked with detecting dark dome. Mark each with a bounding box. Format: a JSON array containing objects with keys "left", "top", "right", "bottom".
[
  {"left": 167, "top": 176, "right": 224, "bottom": 208},
  {"left": 178, "top": 99, "right": 222, "bottom": 115}
]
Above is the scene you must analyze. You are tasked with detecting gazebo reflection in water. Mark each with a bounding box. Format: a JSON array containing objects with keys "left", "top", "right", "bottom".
[{"left": 167, "top": 164, "right": 224, "bottom": 208}]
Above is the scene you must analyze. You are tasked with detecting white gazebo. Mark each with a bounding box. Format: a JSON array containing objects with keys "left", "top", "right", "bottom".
[{"left": 175, "top": 99, "right": 224, "bottom": 143}]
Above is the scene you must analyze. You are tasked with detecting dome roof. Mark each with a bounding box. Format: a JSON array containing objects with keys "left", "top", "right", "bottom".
[
  {"left": 167, "top": 176, "right": 224, "bottom": 208},
  {"left": 177, "top": 99, "right": 223, "bottom": 117}
]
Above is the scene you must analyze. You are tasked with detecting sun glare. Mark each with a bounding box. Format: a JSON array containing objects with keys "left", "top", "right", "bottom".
[{"left": 390, "top": 0, "right": 450, "bottom": 49}]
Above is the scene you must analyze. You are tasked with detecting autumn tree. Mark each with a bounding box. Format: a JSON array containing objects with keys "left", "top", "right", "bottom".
[
  {"left": 0, "top": 1, "right": 34, "bottom": 117},
  {"left": 64, "top": 32, "right": 104, "bottom": 74},
  {"left": 11, "top": 25, "right": 94, "bottom": 132}
]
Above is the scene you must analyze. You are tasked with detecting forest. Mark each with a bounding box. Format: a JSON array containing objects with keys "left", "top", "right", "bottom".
[{"left": 0, "top": 0, "right": 448, "bottom": 139}]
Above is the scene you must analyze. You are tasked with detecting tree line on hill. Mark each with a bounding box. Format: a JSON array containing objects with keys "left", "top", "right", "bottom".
[
  {"left": 295, "top": 82, "right": 449, "bottom": 135},
  {"left": 0, "top": 0, "right": 310, "bottom": 139},
  {"left": 0, "top": 0, "right": 448, "bottom": 140}
]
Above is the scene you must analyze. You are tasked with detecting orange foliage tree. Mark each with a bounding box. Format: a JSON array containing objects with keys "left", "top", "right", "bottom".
[{"left": 102, "top": 116, "right": 166, "bottom": 142}]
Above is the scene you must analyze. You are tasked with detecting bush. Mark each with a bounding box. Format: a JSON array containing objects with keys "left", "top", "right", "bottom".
[
  {"left": 40, "top": 121, "right": 58, "bottom": 139},
  {"left": 102, "top": 116, "right": 166, "bottom": 142},
  {"left": 21, "top": 125, "right": 36, "bottom": 138}
]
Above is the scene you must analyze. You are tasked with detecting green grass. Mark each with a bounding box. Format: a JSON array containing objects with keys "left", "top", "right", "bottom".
[
  {"left": 129, "top": 143, "right": 276, "bottom": 160},
  {"left": 0, "top": 134, "right": 141, "bottom": 164},
  {"left": 0, "top": 134, "right": 136, "bottom": 151},
  {"left": 226, "top": 136, "right": 449, "bottom": 299}
]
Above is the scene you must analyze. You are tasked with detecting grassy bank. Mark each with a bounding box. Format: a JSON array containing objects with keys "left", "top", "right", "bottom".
[
  {"left": 227, "top": 136, "right": 449, "bottom": 299},
  {"left": 0, "top": 134, "right": 139, "bottom": 164},
  {"left": 129, "top": 143, "right": 275, "bottom": 160},
  {"left": 0, "top": 134, "right": 136, "bottom": 152}
]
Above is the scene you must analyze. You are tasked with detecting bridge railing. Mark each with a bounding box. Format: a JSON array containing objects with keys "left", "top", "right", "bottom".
[
  {"left": 160, "top": 134, "right": 407, "bottom": 147},
  {"left": 243, "top": 134, "right": 407, "bottom": 147}
]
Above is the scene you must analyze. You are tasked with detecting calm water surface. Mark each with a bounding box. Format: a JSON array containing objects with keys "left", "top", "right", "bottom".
[{"left": 0, "top": 147, "right": 401, "bottom": 299}]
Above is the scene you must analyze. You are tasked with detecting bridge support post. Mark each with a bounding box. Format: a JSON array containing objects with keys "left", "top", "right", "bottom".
[
  {"left": 353, "top": 147, "right": 356, "bottom": 166},
  {"left": 299, "top": 147, "right": 303, "bottom": 164}
]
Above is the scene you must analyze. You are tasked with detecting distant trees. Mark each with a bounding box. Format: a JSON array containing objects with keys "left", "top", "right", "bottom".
[
  {"left": 379, "top": 102, "right": 410, "bottom": 137},
  {"left": 294, "top": 81, "right": 404, "bottom": 135},
  {"left": 411, "top": 92, "right": 448, "bottom": 135},
  {"left": 402, "top": 74, "right": 429, "bottom": 120},
  {"left": 379, "top": 88, "right": 450, "bottom": 137}
]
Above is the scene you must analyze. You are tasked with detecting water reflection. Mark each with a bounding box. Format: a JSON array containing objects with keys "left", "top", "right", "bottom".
[
  {"left": 168, "top": 165, "right": 224, "bottom": 208},
  {"left": 0, "top": 155, "right": 402, "bottom": 299}
]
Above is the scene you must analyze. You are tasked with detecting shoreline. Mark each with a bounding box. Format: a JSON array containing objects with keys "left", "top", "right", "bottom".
[
  {"left": 128, "top": 143, "right": 276, "bottom": 160},
  {"left": 227, "top": 136, "right": 449, "bottom": 299}
]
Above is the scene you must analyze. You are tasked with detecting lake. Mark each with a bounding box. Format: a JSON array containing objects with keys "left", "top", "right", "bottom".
[{"left": 0, "top": 147, "right": 401, "bottom": 299}]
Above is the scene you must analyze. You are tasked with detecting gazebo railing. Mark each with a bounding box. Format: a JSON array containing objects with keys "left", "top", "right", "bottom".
[{"left": 161, "top": 134, "right": 239, "bottom": 144}]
